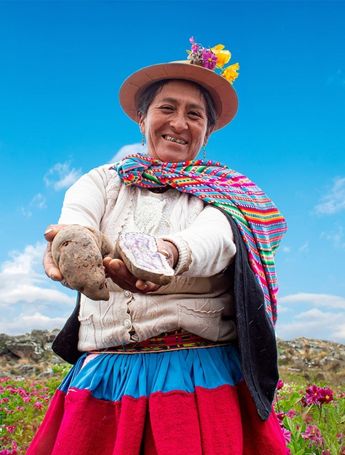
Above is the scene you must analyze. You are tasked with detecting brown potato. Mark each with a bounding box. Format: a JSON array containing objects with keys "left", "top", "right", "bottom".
[{"left": 51, "top": 225, "right": 114, "bottom": 300}]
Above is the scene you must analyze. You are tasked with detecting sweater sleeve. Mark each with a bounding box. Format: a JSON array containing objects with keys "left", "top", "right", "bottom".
[
  {"left": 58, "top": 164, "right": 117, "bottom": 228},
  {"left": 161, "top": 205, "right": 236, "bottom": 277}
]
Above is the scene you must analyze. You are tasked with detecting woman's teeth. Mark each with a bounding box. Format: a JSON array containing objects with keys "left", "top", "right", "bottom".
[{"left": 163, "top": 135, "right": 187, "bottom": 145}]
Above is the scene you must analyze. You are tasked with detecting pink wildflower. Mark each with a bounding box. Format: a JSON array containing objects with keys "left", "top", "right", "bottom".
[
  {"left": 276, "top": 411, "right": 285, "bottom": 423},
  {"left": 281, "top": 426, "right": 291, "bottom": 443},
  {"left": 302, "top": 425, "right": 324, "bottom": 447},
  {"left": 276, "top": 379, "right": 284, "bottom": 390},
  {"left": 5, "top": 425, "right": 16, "bottom": 433},
  {"left": 318, "top": 387, "right": 334, "bottom": 404},
  {"left": 34, "top": 401, "right": 43, "bottom": 409},
  {"left": 322, "top": 450, "right": 331, "bottom": 455},
  {"left": 286, "top": 409, "right": 297, "bottom": 419},
  {"left": 302, "top": 385, "right": 334, "bottom": 406}
]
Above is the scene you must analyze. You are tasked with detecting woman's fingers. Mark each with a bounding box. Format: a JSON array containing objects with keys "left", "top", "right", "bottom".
[
  {"left": 43, "top": 224, "right": 67, "bottom": 281},
  {"left": 135, "top": 279, "right": 160, "bottom": 292},
  {"left": 103, "top": 257, "right": 160, "bottom": 293},
  {"left": 44, "top": 224, "right": 66, "bottom": 241},
  {"left": 43, "top": 243, "right": 63, "bottom": 281}
]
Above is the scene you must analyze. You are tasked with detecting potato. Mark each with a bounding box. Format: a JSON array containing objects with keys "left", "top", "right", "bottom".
[{"left": 51, "top": 225, "right": 114, "bottom": 301}]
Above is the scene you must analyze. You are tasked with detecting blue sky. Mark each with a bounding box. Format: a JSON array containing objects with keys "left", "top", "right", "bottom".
[{"left": 1, "top": 1, "right": 344, "bottom": 342}]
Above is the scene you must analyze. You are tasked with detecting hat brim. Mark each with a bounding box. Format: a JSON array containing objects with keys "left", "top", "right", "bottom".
[{"left": 119, "top": 62, "right": 238, "bottom": 131}]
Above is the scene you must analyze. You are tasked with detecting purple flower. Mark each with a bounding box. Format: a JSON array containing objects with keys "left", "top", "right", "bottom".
[
  {"left": 201, "top": 48, "right": 217, "bottom": 70},
  {"left": 276, "top": 411, "right": 285, "bottom": 423},
  {"left": 302, "top": 385, "right": 334, "bottom": 406},
  {"left": 34, "top": 401, "right": 43, "bottom": 409},
  {"left": 286, "top": 409, "right": 297, "bottom": 419},
  {"left": 281, "top": 426, "right": 291, "bottom": 443},
  {"left": 302, "top": 425, "right": 324, "bottom": 447},
  {"left": 318, "top": 387, "right": 334, "bottom": 404}
]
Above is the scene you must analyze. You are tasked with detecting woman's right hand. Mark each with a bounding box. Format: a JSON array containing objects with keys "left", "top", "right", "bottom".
[{"left": 43, "top": 224, "right": 66, "bottom": 281}]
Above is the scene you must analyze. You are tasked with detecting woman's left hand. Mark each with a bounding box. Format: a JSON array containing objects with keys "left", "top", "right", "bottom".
[{"left": 103, "top": 257, "right": 161, "bottom": 293}]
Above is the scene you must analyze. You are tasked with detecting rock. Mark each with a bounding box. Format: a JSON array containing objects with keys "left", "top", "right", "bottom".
[
  {"left": 0, "top": 330, "right": 64, "bottom": 378},
  {"left": 0, "top": 330, "right": 344, "bottom": 385}
]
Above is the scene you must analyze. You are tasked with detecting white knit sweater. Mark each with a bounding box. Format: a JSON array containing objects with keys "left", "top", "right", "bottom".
[{"left": 58, "top": 164, "right": 237, "bottom": 351}]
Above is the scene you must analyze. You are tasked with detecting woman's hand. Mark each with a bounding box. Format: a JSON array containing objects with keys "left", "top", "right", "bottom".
[
  {"left": 103, "top": 257, "right": 160, "bottom": 293},
  {"left": 156, "top": 239, "right": 179, "bottom": 268},
  {"left": 43, "top": 224, "right": 66, "bottom": 282}
]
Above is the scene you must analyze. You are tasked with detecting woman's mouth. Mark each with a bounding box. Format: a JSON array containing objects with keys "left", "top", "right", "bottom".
[{"left": 162, "top": 135, "right": 188, "bottom": 145}]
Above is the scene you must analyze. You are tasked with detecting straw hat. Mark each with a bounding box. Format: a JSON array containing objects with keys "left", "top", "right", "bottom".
[{"left": 119, "top": 59, "right": 239, "bottom": 131}]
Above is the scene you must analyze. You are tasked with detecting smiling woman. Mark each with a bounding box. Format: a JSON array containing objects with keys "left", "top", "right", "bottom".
[
  {"left": 139, "top": 80, "right": 210, "bottom": 162},
  {"left": 27, "top": 38, "right": 288, "bottom": 455}
]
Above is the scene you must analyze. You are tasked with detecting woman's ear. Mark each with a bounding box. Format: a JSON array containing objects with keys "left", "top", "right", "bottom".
[
  {"left": 204, "top": 126, "right": 214, "bottom": 146},
  {"left": 138, "top": 112, "right": 145, "bottom": 134}
]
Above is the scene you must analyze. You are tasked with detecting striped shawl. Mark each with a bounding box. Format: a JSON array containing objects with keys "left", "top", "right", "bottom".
[{"left": 112, "top": 155, "right": 287, "bottom": 325}]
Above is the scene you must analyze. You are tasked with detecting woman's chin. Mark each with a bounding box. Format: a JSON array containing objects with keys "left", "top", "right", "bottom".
[{"left": 148, "top": 147, "right": 196, "bottom": 163}]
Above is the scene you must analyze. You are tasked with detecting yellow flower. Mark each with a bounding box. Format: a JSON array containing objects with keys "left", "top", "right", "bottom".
[
  {"left": 211, "top": 44, "right": 231, "bottom": 68},
  {"left": 222, "top": 63, "right": 240, "bottom": 84}
]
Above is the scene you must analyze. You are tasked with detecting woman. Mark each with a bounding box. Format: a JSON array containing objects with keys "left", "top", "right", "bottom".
[{"left": 28, "top": 39, "right": 288, "bottom": 454}]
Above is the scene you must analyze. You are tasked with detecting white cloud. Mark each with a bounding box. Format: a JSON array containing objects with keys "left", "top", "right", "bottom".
[
  {"left": 0, "top": 242, "right": 74, "bottom": 334},
  {"left": 20, "top": 193, "right": 47, "bottom": 218},
  {"left": 298, "top": 241, "right": 309, "bottom": 253},
  {"left": 44, "top": 161, "right": 82, "bottom": 191},
  {"left": 31, "top": 193, "right": 47, "bottom": 209},
  {"left": 276, "top": 308, "right": 345, "bottom": 343},
  {"left": 277, "top": 292, "right": 345, "bottom": 343},
  {"left": 321, "top": 225, "right": 345, "bottom": 250},
  {"left": 315, "top": 177, "right": 345, "bottom": 215},
  {"left": 0, "top": 312, "right": 67, "bottom": 334},
  {"left": 110, "top": 143, "right": 147, "bottom": 163},
  {"left": 282, "top": 246, "right": 291, "bottom": 253},
  {"left": 280, "top": 292, "right": 345, "bottom": 310}
]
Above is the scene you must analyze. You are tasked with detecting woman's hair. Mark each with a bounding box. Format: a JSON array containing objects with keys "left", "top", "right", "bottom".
[{"left": 137, "top": 79, "right": 217, "bottom": 130}]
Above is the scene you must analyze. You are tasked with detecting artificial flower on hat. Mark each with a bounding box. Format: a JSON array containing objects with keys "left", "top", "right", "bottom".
[{"left": 187, "top": 37, "right": 240, "bottom": 84}]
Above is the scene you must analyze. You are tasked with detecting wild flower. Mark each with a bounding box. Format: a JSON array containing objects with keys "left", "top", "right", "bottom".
[
  {"left": 302, "top": 425, "right": 324, "bottom": 447},
  {"left": 34, "top": 401, "right": 43, "bottom": 410},
  {"left": 276, "top": 379, "right": 284, "bottom": 390},
  {"left": 281, "top": 426, "right": 291, "bottom": 444},
  {"left": 301, "top": 385, "right": 334, "bottom": 406}
]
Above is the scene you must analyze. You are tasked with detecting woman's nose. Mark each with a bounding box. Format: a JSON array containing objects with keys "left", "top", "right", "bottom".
[{"left": 169, "top": 113, "right": 188, "bottom": 131}]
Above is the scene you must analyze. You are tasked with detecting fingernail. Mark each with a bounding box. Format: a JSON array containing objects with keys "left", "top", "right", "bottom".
[
  {"left": 49, "top": 272, "right": 59, "bottom": 280},
  {"left": 44, "top": 228, "right": 53, "bottom": 235}
]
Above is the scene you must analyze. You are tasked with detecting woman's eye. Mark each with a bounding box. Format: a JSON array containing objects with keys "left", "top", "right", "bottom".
[
  {"left": 189, "top": 111, "right": 201, "bottom": 118},
  {"left": 160, "top": 106, "right": 174, "bottom": 111}
]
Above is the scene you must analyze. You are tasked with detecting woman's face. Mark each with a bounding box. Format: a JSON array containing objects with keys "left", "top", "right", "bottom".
[{"left": 139, "top": 80, "right": 211, "bottom": 162}]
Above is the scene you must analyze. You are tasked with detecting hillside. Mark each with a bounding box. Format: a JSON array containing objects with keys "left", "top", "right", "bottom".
[{"left": 0, "top": 330, "right": 344, "bottom": 386}]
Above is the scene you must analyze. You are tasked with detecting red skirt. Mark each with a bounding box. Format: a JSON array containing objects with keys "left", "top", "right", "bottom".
[{"left": 27, "top": 346, "right": 288, "bottom": 454}]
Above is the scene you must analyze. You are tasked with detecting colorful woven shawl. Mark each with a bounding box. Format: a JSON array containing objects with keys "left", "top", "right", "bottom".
[{"left": 112, "top": 155, "right": 287, "bottom": 325}]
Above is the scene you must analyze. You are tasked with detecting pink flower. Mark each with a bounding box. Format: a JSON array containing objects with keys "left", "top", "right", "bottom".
[
  {"left": 34, "top": 401, "right": 43, "bottom": 409},
  {"left": 281, "top": 426, "right": 291, "bottom": 443},
  {"left": 302, "top": 425, "right": 324, "bottom": 447},
  {"left": 276, "top": 411, "right": 285, "bottom": 423},
  {"left": 201, "top": 49, "right": 217, "bottom": 70},
  {"left": 5, "top": 425, "right": 16, "bottom": 433},
  {"left": 277, "top": 379, "right": 284, "bottom": 390},
  {"left": 318, "top": 387, "right": 334, "bottom": 404},
  {"left": 286, "top": 409, "right": 297, "bottom": 419},
  {"left": 322, "top": 450, "right": 331, "bottom": 455},
  {"left": 301, "top": 385, "right": 334, "bottom": 406}
]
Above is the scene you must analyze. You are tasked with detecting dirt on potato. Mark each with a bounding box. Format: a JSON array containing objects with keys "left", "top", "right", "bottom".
[{"left": 51, "top": 225, "right": 114, "bottom": 300}]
